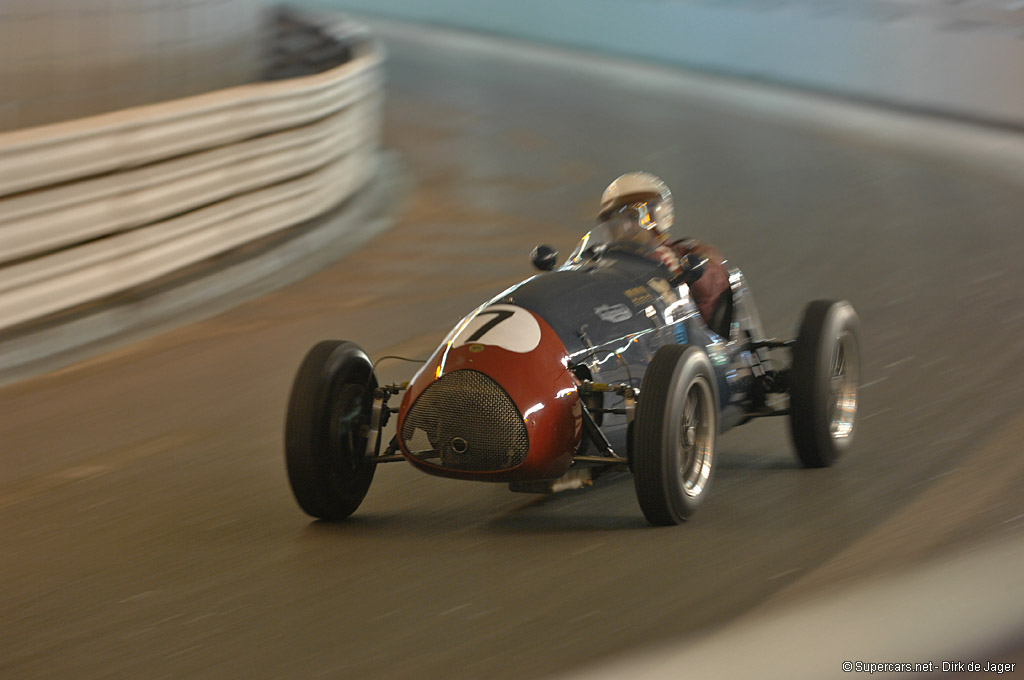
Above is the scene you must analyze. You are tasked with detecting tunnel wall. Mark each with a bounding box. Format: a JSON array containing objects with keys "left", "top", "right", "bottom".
[
  {"left": 308, "top": 0, "right": 1024, "bottom": 130},
  {"left": 0, "top": 0, "right": 267, "bottom": 133},
  {"left": 0, "top": 13, "right": 387, "bottom": 381}
]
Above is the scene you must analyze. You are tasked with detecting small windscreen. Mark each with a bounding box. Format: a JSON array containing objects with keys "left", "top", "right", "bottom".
[{"left": 566, "top": 218, "right": 659, "bottom": 266}]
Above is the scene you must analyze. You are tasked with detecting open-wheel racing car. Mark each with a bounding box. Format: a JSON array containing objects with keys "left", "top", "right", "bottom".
[{"left": 284, "top": 227, "right": 861, "bottom": 526}]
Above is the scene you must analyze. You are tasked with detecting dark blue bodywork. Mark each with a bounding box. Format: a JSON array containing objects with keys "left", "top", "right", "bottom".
[{"left": 498, "top": 248, "right": 765, "bottom": 454}]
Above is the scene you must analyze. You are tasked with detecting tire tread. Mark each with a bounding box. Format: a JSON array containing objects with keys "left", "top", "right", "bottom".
[
  {"left": 284, "top": 340, "right": 376, "bottom": 520},
  {"left": 789, "top": 300, "right": 860, "bottom": 467},
  {"left": 633, "top": 345, "right": 717, "bottom": 525}
]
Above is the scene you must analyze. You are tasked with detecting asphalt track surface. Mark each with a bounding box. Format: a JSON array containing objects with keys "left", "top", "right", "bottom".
[{"left": 4, "top": 21, "right": 1024, "bottom": 680}]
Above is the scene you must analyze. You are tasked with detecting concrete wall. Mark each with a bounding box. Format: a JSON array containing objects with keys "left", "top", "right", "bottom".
[
  {"left": 309, "top": 0, "right": 1024, "bottom": 129},
  {"left": 0, "top": 0, "right": 265, "bottom": 132}
]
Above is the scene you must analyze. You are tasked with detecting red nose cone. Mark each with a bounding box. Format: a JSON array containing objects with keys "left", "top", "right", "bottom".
[{"left": 397, "top": 304, "right": 580, "bottom": 482}]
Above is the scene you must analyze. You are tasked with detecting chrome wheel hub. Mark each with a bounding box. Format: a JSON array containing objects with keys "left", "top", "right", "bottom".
[
  {"left": 678, "top": 377, "right": 715, "bottom": 498},
  {"left": 828, "top": 331, "right": 858, "bottom": 439}
]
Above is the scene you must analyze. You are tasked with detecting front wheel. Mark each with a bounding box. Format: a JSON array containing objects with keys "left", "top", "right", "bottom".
[
  {"left": 633, "top": 345, "right": 719, "bottom": 525},
  {"left": 789, "top": 300, "right": 862, "bottom": 467},
  {"left": 285, "top": 340, "right": 377, "bottom": 520}
]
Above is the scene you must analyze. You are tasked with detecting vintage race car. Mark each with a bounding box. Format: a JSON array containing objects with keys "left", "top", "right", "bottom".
[{"left": 284, "top": 227, "right": 861, "bottom": 525}]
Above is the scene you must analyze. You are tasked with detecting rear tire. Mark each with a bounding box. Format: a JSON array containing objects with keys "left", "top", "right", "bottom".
[
  {"left": 633, "top": 345, "right": 718, "bottom": 525},
  {"left": 789, "top": 300, "right": 861, "bottom": 467},
  {"left": 285, "top": 340, "right": 377, "bottom": 520}
]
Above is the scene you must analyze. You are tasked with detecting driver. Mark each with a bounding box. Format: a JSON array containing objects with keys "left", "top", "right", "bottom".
[{"left": 598, "top": 171, "right": 730, "bottom": 333}]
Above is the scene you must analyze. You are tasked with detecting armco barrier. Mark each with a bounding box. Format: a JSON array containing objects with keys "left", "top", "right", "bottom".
[
  {"left": 1, "top": 102, "right": 379, "bottom": 263},
  {"left": 0, "top": 17, "right": 384, "bottom": 338}
]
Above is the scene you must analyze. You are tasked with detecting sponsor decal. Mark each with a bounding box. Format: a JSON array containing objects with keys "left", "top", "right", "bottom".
[
  {"left": 624, "top": 286, "right": 654, "bottom": 307},
  {"left": 594, "top": 304, "right": 633, "bottom": 323}
]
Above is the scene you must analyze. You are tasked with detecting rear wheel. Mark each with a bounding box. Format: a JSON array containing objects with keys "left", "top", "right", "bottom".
[
  {"left": 789, "top": 300, "right": 861, "bottom": 467},
  {"left": 285, "top": 340, "right": 377, "bottom": 520},
  {"left": 633, "top": 345, "right": 718, "bottom": 525}
]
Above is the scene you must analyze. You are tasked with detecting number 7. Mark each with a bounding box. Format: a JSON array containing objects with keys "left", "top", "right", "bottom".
[{"left": 467, "top": 309, "right": 515, "bottom": 343}]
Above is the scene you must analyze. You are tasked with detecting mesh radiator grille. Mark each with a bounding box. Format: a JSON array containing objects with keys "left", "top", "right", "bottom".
[{"left": 401, "top": 369, "right": 529, "bottom": 472}]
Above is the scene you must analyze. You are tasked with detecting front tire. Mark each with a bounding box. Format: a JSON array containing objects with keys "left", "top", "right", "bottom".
[
  {"left": 285, "top": 340, "right": 377, "bottom": 520},
  {"left": 789, "top": 300, "right": 861, "bottom": 467},
  {"left": 633, "top": 345, "right": 719, "bottom": 525}
]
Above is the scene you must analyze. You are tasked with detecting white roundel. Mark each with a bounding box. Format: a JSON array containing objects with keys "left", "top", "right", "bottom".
[{"left": 450, "top": 304, "right": 541, "bottom": 353}]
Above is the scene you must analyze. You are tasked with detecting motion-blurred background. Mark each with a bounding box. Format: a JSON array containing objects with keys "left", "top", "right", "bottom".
[
  {"left": 2, "top": 2, "right": 1022, "bottom": 679},
  {"left": 1, "top": 0, "right": 263, "bottom": 131}
]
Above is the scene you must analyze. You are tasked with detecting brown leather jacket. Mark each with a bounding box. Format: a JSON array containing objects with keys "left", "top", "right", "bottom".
[{"left": 665, "top": 238, "right": 730, "bottom": 325}]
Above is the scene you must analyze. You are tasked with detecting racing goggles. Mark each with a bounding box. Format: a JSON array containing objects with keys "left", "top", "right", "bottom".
[{"left": 599, "top": 199, "right": 664, "bottom": 241}]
